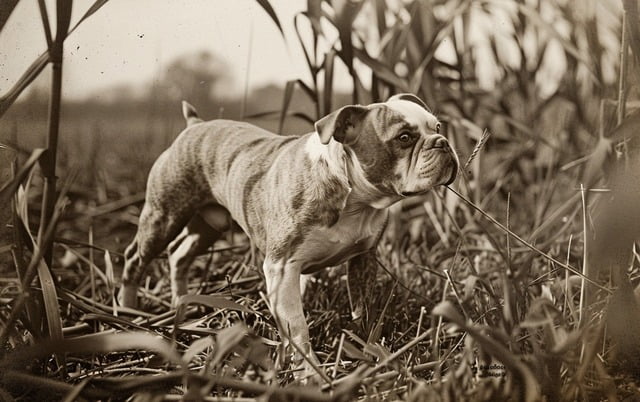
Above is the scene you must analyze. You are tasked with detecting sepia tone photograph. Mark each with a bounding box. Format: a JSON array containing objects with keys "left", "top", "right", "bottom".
[{"left": 1, "top": 0, "right": 639, "bottom": 400}]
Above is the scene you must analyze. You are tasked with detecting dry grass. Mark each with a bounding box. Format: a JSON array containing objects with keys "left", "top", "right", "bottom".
[{"left": 2, "top": 0, "right": 640, "bottom": 401}]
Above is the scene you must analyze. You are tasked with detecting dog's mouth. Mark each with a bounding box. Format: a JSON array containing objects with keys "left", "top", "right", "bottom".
[
  {"left": 400, "top": 162, "right": 458, "bottom": 198},
  {"left": 400, "top": 190, "right": 427, "bottom": 197}
]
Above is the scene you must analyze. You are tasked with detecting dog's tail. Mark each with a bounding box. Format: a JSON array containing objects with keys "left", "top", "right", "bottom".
[{"left": 182, "top": 101, "right": 203, "bottom": 127}]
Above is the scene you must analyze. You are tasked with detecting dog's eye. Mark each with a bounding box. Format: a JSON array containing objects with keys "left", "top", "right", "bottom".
[
  {"left": 397, "top": 132, "right": 412, "bottom": 143},
  {"left": 435, "top": 123, "right": 441, "bottom": 133}
]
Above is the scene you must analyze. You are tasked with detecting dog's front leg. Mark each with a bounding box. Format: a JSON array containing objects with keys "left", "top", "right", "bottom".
[
  {"left": 263, "top": 257, "right": 321, "bottom": 382},
  {"left": 347, "top": 249, "right": 379, "bottom": 333}
]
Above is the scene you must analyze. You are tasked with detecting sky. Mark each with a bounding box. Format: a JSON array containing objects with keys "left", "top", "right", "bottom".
[
  {"left": 0, "top": 0, "right": 621, "bottom": 103},
  {"left": 1, "top": 0, "right": 327, "bottom": 100}
]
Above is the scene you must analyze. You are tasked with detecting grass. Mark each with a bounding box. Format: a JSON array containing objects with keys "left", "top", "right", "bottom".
[{"left": 1, "top": 0, "right": 640, "bottom": 400}]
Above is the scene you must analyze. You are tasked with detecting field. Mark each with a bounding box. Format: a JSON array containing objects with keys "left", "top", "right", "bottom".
[{"left": 1, "top": 1, "right": 640, "bottom": 401}]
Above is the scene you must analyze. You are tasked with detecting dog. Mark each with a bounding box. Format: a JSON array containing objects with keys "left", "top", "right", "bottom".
[{"left": 119, "top": 93, "right": 459, "bottom": 380}]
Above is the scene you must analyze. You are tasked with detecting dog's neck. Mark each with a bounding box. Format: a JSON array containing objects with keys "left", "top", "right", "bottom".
[
  {"left": 305, "top": 132, "right": 401, "bottom": 211},
  {"left": 343, "top": 149, "right": 402, "bottom": 210}
]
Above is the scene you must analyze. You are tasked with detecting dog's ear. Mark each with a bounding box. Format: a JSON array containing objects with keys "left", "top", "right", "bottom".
[
  {"left": 315, "top": 105, "right": 369, "bottom": 145},
  {"left": 182, "top": 101, "right": 203, "bottom": 126},
  {"left": 387, "top": 93, "right": 431, "bottom": 112}
]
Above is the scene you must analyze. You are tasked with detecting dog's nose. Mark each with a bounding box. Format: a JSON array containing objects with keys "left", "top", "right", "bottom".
[{"left": 425, "top": 134, "right": 448, "bottom": 150}]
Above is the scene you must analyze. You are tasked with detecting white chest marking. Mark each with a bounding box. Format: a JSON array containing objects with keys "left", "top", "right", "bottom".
[
  {"left": 304, "top": 133, "right": 348, "bottom": 180},
  {"left": 291, "top": 208, "right": 387, "bottom": 273}
]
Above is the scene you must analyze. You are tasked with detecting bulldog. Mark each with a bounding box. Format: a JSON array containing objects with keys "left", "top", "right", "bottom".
[{"left": 119, "top": 93, "right": 459, "bottom": 380}]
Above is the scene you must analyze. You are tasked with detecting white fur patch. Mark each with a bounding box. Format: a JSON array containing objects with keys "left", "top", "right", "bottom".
[
  {"left": 304, "top": 132, "right": 330, "bottom": 161},
  {"left": 385, "top": 99, "right": 439, "bottom": 132},
  {"left": 305, "top": 133, "right": 347, "bottom": 178}
]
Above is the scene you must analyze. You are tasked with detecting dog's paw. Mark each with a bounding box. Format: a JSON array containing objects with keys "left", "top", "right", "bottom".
[{"left": 290, "top": 351, "right": 327, "bottom": 385}]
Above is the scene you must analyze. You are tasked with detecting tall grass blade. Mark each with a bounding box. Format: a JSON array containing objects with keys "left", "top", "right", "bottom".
[
  {"left": 35, "top": 248, "right": 64, "bottom": 357},
  {"left": 322, "top": 48, "right": 336, "bottom": 117},
  {"left": 210, "top": 323, "right": 249, "bottom": 368},
  {"left": 173, "top": 294, "right": 250, "bottom": 339},
  {"left": 609, "top": 108, "right": 640, "bottom": 143},
  {"left": 0, "top": 332, "right": 185, "bottom": 368},
  {"left": 447, "top": 187, "right": 610, "bottom": 292},
  {"left": 279, "top": 80, "right": 299, "bottom": 132},
  {"left": 67, "top": 0, "right": 110, "bottom": 36},
  {"left": 353, "top": 47, "right": 408, "bottom": 90},
  {"left": 184, "top": 336, "right": 214, "bottom": 363},
  {"left": 38, "top": 0, "right": 73, "bottom": 266},
  {"left": 622, "top": 0, "right": 640, "bottom": 67},
  {"left": 617, "top": 13, "right": 628, "bottom": 124},
  {"left": 307, "top": 0, "right": 323, "bottom": 36},
  {"left": 0, "top": 149, "right": 46, "bottom": 208},
  {"left": 374, "top": 0, "right": 387, "bottom": 39},
  {"left": 408, "top": 0, "right": 472, "bottom": 93},
  {"left": 432, "top": 301, "right": 541, "bottom": 402},
  {"left": 2, "top": 0, "right": 110, "bottom": 118},
  {"left": 0, "top": 0, "right": 19, "bottom": 32},
  {"left": 331, "top": 0, "right": 365, "bottom": 76},
  {"left": 104, "top": 250, "right": 116, "bottom": 314},
  {"left": 37, "top": 0, "right": 53, "bottom": 47},
  {"left": 507, "top": 1, "right": 598, "bottom": 81},
  {"left": 16, "top": 177, "right": 72, "bottom": 362},
  {"left": 0, "top": 52, "right": 50, "bottom": 118},
  {"left": 254, "top": 0, "right": 286, "bottom": 40},
  {"left": 294, "top": 13, "right": 317, "bottom": 78},
  {"left": 582, "top": 136, "right": 611, "bottom": 188}
]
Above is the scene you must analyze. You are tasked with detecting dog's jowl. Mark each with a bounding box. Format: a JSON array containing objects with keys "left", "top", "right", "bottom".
[{"left": 119, "top": 93, "right": 459, "bottom": 381}]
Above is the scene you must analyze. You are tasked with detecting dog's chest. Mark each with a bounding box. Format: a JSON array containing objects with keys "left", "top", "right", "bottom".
[{"left": 293, "top": 207, "right": 388, "bottom": 274}]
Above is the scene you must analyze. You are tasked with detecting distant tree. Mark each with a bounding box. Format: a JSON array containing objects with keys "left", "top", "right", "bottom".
[{"left": 163, "top": 50, "right": 229, "bottom": 109}]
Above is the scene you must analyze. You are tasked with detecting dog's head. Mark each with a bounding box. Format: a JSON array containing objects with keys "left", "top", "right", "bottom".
[{"left": 314, "top": 94, "right": 459, "bottom": 205}]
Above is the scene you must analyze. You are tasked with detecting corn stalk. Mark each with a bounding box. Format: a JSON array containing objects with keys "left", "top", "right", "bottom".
[{"left": 36, "top": 1, "right": 71, "bottom": 266}]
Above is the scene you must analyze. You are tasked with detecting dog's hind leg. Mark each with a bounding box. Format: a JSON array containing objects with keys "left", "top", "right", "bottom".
[
  {"left": 168, "top": 208, "right": 228, "bottom": 307},
  {"left": 119, "top": 198, "right": 196, "bottom": 307},
  {"left": 119, "top": 155, "right": 205, "bottom": 308}
]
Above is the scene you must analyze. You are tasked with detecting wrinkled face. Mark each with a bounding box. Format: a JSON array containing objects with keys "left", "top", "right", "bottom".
[{"left": 349, "top": 98, "right": 459, "bottom": 197}]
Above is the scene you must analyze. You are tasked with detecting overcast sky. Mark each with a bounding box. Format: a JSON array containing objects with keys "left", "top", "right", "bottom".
[
  {"left": 1, "top": 0, "right": 327, "bottom": 100},
  {"left": 0, "top": 0, "right": 621, "bottom": 103}
]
